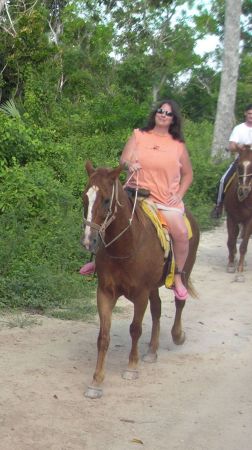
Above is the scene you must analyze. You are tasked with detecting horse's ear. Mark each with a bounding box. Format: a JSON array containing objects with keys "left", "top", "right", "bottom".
[
  {"left": 109, "top": 165, "right": 123, "bottom": 181},
  {"left": 85, "top": 160, "right": 95, "bottom": 176}
]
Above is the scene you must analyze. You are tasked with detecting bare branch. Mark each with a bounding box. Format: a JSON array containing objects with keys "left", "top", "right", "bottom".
[
  {"left": 0, "top": 62, "right": 8, "bottom": 74},
  {"left": 0, "top": 23, "right": 16, "bottom": 37},
  {"left": 4, "top": 2, "right": 17, "bottom": 36},
  {"left": 195, "top": 75, "right": 213, "bottom": 96}
]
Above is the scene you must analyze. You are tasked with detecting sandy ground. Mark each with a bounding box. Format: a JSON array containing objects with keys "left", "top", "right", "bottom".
[{"left": 1, "top": 222, "right": 252, "bottom": 450}]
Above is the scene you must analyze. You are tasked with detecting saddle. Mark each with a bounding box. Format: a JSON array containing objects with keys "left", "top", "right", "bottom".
[
  {"left": 125, "top": 186, "right": 192, "bottom": 289},
  {"left": 141, "top": 200, "right": 193, "bottom": 289},
  {"left": 124, "top": 186, "right": 151, "bottom": 199}
]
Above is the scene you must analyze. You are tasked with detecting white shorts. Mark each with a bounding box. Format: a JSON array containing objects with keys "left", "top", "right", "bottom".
[{"left": 155, "top": 203, "right": 184, "bottom": 214}]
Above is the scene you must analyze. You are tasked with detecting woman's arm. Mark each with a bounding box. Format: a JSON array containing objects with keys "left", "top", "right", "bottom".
[
  {"left": 120, "top": 133, "right": 142, "bottom": 172},
  {"left": 178, "top": 146, "right": 193, "bottom": 199}
]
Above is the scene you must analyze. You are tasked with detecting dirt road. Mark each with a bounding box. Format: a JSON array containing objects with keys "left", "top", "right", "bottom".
[{"left": 1, "top": 223, "right": 252, "bottom": 450}]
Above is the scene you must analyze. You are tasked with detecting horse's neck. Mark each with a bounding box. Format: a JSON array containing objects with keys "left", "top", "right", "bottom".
[{"left": 105, "top": 190, "right": 139, "bottom": 245}]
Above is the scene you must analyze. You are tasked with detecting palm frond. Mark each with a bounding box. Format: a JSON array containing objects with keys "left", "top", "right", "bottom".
[{"left": 0, "top": 99, "right": 21, "bottom": 118}]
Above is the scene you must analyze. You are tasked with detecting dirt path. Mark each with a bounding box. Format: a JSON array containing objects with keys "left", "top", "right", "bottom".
[{"left": 1, "top": 223, "right": 252, "bottom": 450}]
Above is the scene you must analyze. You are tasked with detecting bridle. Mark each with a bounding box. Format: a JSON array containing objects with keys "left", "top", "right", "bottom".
[
  {"left": 236, "top": 164, "right": 252, "bottom": 202},
  {"left": 83, "top": 174, "right": 139, "bottom": 249}
]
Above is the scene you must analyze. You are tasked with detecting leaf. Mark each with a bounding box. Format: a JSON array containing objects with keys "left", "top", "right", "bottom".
[
  {"left": 0, "top": 99, "right": 21, "bottom": 119},
  {"left": 131, "top": 438, "right": 144, "bottom": 445}
]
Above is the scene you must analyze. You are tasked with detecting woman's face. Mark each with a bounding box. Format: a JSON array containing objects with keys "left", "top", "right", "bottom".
[{"left": 155, "top": 103, "right": 173, "bottom": 128}]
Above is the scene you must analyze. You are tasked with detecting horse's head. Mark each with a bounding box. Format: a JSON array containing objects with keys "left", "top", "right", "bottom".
[
  {"left": 81, "top": 161, "right": 123, "bottom": 252},
  {"left": 236, "top": 146, "right": 252, "bottom": 202}
]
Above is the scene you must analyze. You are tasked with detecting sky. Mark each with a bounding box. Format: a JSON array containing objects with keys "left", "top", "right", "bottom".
[
  {"left": 195, "top": 35, "right": 220, "bottom": 56},
  {"left": 173, "top": 1, "right": 220, "bottom": 60}
]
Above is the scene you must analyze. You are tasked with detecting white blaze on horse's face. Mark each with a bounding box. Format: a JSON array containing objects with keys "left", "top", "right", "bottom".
[{"left": 83, "top": 185, "right": 99, "bottom": 250}]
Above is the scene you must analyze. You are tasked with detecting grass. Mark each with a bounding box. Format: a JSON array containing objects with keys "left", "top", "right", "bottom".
[
  {"left": 45, "top": 296, "right": 98, "bottom": 321},
  {"left": 0, "top": 312, "right": 42, "bottom": 328},
  {"left": 0, "top": 204, "right": 220, "bottom": 323}
]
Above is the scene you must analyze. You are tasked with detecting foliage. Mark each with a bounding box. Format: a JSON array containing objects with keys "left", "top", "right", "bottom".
[
  {"left": 184, "top": 119, "right": 230, "bottom": 229},
  {"left": 0, "top": 115, "right": 45, "bottom": 165},
  {"left": 0, "top": 0, "right": 250, "bottom": 315},
  {"left": 0, "top": 99, "right": 21, "bottom": 118}
]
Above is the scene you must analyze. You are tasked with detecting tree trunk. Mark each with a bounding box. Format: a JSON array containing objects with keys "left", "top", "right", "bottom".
[
  {"left": 0, "top": 0, "right": 7, "bottom": 14},
  {"left": 211, "top": 0, "right": 242, "bottom": 160}
]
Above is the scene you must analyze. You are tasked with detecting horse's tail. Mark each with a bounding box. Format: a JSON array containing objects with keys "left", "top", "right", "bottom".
[{"left": 187, "top": 277, "right": 198, "bottom": 299}]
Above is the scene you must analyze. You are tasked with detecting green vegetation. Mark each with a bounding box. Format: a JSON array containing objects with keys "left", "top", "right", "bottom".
[{"left": 0, "top": 0, "right": 250, "bottom": 318}]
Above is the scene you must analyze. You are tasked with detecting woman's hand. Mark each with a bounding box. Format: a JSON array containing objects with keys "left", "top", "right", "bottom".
[{"left": 167, "top": 193, "right": 182, "bottom": 206}]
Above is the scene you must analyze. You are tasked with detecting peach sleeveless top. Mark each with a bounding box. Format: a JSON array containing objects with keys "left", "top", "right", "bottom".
[{"left": 125, "top": 129, "right": 186, "bottom": 210}]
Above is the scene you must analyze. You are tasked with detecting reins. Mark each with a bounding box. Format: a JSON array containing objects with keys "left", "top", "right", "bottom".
[
  {"left": 236, "top": 165, "right": 252, "bottom": 202},
  {"left": 83, "top": 173, "right": 139, "bottom": 249},
  {"left": 237, "top": 173, "right": 252, "bottom": 178}
]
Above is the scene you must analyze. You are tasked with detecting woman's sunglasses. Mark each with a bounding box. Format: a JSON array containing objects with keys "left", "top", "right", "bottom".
[{"left": 156, "top": 108, "right": 173, "bottom": 117}]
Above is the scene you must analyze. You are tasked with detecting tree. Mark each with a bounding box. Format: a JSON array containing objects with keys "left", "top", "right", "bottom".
[
  {"left": 0, "top": 0, "right": 7, "bottom": 14},
  {"left": 211, "top": 0, "right": 242, "bottom": 159}
]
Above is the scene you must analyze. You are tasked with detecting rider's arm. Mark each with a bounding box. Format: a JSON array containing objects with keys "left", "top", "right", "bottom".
[
  {"left": 120, "top": 133, "right": 142, "bottom": 172},
  {"left": 177, "top": 146, "right": 193, "bottom": 199},
  {"left": 228, "top": 141, "right": 244, "bottom": 153},
  {"left": 228, "top": 125, "right": 246, "bottom": 153}
]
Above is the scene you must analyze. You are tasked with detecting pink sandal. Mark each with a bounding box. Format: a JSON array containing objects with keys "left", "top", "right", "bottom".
[
  {"left": 79, "top": 261, "right": 95, "bottom": 275},
  {"left": 172, "top": 286, "right": 188, "bottom": 301}
]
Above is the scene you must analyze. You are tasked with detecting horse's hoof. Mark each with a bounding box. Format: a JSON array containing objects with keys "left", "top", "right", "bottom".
[
  {"left": 142, "top": 351, "right": 158, "bottom": 363},
  {"left": 227, "top": 265, "right": 236, "bottom": 273},
  {"left": 84, "top": 385, "right": 103, "bottom": 399},
  {"left": 122, "top": 369, "right": 139, "bottom": 380},
  {"left": 172, "top": 331, "right": 186, "bottom": 345},
  {"left": 234, "top": 273, "right": 245, "bottom": 283}
]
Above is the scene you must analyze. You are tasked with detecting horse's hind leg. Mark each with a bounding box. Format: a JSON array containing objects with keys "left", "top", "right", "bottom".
[
  {"left": 170, "top": 221, "right": 199, "bottom": 346},
  {"left": 171, "top": 298, "right": 186, "bottom": 345},
  {"left": 85, "top": 286, "right": 116, "bottom": 399},
  {"left": 122, "top": 293, "right": 149, "bottom": 380},
  {"left": 226, "top": 216, "right": 239, "bottom": 273},
  {"left": 236, "top": 221, "right": 252, "bottom": 280},
  {"left": 142, "top": 288, "right": 161, "bottom": 363}
]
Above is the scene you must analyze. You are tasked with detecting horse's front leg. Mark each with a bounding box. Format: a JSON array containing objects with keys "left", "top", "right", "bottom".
[
  {"left": 122, "top": 293, "right": 149, "bottom": 380},
  {"left": 142, "top": 288, "right": 161, "bottom": 363},
  {"left": 85, "top": 286, "right": 116, "bottom": 399},
  {"left": 226, "top": 216, "right": 239, "bottom": 273}
]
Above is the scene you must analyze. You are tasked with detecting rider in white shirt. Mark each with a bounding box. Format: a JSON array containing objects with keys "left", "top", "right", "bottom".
[{"left": 211, "top": 103, "right": 252, "bottom": 219}]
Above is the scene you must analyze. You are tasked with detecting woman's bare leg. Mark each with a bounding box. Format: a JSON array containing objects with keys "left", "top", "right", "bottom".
[{"left": 161, "top": 210, "right": 189, "bottom": 292}]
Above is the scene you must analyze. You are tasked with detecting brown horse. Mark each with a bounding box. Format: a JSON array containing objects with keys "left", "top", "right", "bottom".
[
  {"left": 81, "top": 161, "right": 200, "bottom": 398},
  {"left": 224, "top": 146, "right": 252, "bottom": 281}
]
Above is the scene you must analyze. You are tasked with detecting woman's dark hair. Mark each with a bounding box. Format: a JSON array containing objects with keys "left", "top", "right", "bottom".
[{"left": 140, "top": 99, "right": 184, "bottom": 142}]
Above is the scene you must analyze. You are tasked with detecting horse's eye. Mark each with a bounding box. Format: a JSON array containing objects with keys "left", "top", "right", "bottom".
[{"left": 103, "top": 198, "right": 110, "bottom": 208}]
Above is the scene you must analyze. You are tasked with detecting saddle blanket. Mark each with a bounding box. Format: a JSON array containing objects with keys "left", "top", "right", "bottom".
[{"left": 140, "top": 200, "right": 192, "bottom": 289}]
